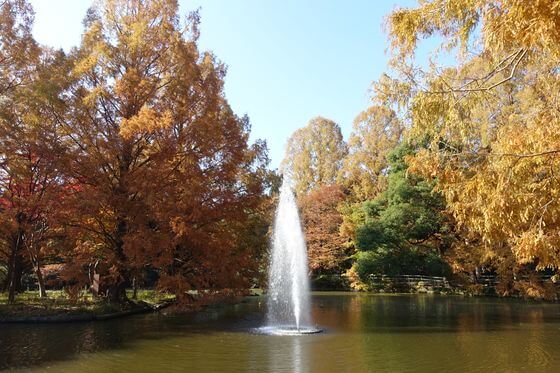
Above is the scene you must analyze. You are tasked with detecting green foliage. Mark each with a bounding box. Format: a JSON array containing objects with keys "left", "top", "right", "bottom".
[
  {"left": 353, "top": 143, "right": 452, "bottom": 280},
  {"left": 310, "top": 274, "right": 349, "bottom": 291},
  {"left": 355, "top": 250, "right": 450, "bottom": 278}
]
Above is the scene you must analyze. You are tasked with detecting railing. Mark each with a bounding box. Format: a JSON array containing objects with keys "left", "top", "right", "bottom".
[
  {"left": 364, "top": 273, "right": 560, "bottom": 293},
  {"left": 475, "top": 274, "right": 559, "bottom": 286},
  {"left": 367, "top": 274, "right": 451, "bottom": 289}
]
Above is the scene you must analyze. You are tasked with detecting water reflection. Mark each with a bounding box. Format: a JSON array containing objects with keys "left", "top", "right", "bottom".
[
  {"left": 264, "top": 335, "right": 306, "bottom": 373},
  {"left": 311, "top": 293, "right": 560, "bottom": 334},
  {"left": 1, "top": 294, "right": 560, "bottom": 371}
]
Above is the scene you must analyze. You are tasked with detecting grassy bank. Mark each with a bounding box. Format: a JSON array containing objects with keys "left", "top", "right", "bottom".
[{"left": 0, "top": 290, "right": 175, "bottom": 322}]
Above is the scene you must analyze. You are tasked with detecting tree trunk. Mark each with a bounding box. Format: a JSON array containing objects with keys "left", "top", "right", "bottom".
[
  {"left": 35, "top": 263, "right": 47, "bottom": 298},
  {"left": 132, "top": 276, "right": 137, "bottom": 300},
  {"left": 106, "top": 280, "right": 128, "bottom": 304},
  {"left": 2, "top": 260, "right": 11, "bottom": 292},
  {"left": 108, "top": 151, "right": 132, "bottom": 304},
  {"left": 7, "top": 231, "right": 23, "bottom": 303},
  {"left": 27, "top": 246, "right": 47, "bottom": 298},
  {"left": 105, "top": 215, "right": 130, "bottom": 304}
]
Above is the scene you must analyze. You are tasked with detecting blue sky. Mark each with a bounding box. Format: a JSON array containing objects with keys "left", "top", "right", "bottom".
[{"left": 29, "top": 0, "right": 420, "bottom": 169}]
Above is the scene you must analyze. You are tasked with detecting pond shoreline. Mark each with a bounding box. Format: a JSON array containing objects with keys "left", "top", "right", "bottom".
[
  {"left": 0, "top": 299, "right": 175, "bottom": 324},
  {"left": 0, "top": 290, "right": 261, "bottom": 324},
  {"left": 2, "top": 288, "right": 556, "bottom": 324}
]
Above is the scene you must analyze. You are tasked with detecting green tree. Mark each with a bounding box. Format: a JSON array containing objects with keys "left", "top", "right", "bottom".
[{"left": 352, "top": 143, "right": 452, "bottom": 280}]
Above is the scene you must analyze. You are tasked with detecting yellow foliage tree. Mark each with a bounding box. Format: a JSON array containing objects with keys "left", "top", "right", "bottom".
[
  {"left": 281, "top": 117, "right": 347, "bottom": 195},
  {"left": 384, "top": 0, "right": 560, "bottom": 292},
  {"left": 341, "top": 105, "right": 403, "bottom": 201}
]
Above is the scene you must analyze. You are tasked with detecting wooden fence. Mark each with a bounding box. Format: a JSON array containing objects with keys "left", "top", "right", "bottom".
[
  {"left": 475, "top": 274, "right": 559, "bottom": 287},
  {"left": 367, "top": 274, "right": 451, "bottom": 291}
]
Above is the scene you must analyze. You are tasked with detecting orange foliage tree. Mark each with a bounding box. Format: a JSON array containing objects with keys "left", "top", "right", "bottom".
[
  {"left": 48, "top": 0, "right": 271, "bottom": 303},
  {"left": 299, "top": 185, "right": 349, "bottom": 279},
  {"left": 0, "top": 0, "right": 70, "bottom": 302}
]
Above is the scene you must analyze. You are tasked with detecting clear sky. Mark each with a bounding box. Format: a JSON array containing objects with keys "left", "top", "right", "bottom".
[{"left": 29, "top": 0, "right": 420, "bottom": 169}]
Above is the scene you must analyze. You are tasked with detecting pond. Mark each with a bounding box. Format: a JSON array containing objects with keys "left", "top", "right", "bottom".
[{"left": 1, "top": 293, "right": 560, "bottom": 372}]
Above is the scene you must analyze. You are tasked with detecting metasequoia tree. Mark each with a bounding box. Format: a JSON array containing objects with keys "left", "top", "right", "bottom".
[
  {"left": 383, "top": 0, "right": 560, "bottom": 294},
  {"left": 299, "top": 184, "right": 348, "bottom": 277},
  {"left": 0, "top": 0, "right": 34, "bottom": 300},
  {"left": 0, "top": 0, "right": 37, "bottom": 95},
  {"left": 0, "top": 0, "right": 65, "bottom": 302},
  {"left": 341, "top": 105, "right": 403, "bottom": 201},
  {"left": 55, "top": 0, "right": 269, "bottom": 302},
  {"left": 281, "top": 117, "right": 347, "bottom": 195}
]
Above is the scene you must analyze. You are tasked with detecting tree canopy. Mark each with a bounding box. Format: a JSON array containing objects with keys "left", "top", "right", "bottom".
[
  {"left": 0, "top": 0, "right": 272, "bottom": 304},
  {"left": 299, "top": 184, "right": 349, "bottom": 277},
  {"left": 281, "top": 116, "right": 347, "bottom": 195},
  {"left": 341, "top": 105, "right": 403, "bottom": 201},
  {"left": 372, "top": 0, "right": 560, "bottom": 297},
  {"left": 353, "top": 143, "right": 452, "bottom": 279}
]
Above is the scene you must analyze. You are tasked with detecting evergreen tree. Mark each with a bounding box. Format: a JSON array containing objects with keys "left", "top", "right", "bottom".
[{"left": 353, "top": 143, "right": 452, "bottom": 279}]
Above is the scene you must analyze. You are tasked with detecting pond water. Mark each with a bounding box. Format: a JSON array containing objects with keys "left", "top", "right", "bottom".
[{"left": 1, "top": 293, "right": 560, "bottom": 372}]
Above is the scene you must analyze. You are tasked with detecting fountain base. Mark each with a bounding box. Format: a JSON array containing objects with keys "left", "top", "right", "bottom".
[{"left": 255, "top": 326, "right": 323, "bottom": 336}]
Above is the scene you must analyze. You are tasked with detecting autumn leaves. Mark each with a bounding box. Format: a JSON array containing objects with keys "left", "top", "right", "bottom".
[
  {"left": 284, "top": 0, "right": 560, "bottom": 297},
  {"left": 1, "top": 0, "right": 559, "bottom": 304},
  {"left": 0, "top": 0, "right": 271, "bottom": 303},
  {"left": 378, "top": 0, "right": 560, "bottom": 297}
]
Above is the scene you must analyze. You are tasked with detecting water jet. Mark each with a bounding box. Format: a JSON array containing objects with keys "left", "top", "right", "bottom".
[{"left": 261, "top": 179, "right": 321, "bottom": 335}]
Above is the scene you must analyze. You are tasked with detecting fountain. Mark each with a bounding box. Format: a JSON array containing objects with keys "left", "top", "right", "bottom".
[{"left": 259, "top": 178, "right": 321, "bottom": 335}]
